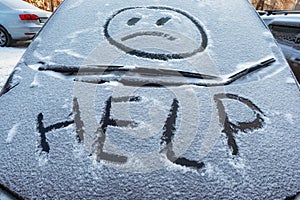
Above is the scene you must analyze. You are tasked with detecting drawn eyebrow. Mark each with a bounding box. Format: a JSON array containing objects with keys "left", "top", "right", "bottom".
[
  {"left": 127, "top": 17, "right": 141, "bottom": 26},
  {"left": 156, "top": 17, "right": 171, "bottom": 26}
]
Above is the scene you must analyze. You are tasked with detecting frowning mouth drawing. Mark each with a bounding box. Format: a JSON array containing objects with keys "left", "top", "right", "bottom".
[{"left": 121, "top": 31, "right": 178, "bottom": 42}]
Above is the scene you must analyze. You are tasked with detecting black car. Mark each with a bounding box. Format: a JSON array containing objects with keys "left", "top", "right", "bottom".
[
  {"left": 262, "top": 10, "right": 300, "bottom": 84},
  {"left": 0, "top": 0, "right": 299, "bottom": 199}
]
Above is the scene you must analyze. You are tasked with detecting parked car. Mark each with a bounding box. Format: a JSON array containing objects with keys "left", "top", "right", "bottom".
[
  {"left": 261, "top": 10, "right": 300, "bottom": 83},
  {"left": 0, "top": 0, "right": 51, "bottom": 47},
  {"left": 0, "top": 0, "right": 299, "bottom": 199}
]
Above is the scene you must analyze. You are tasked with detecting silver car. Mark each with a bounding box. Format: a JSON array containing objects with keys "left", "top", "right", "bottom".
[{"left": 0, "top": 0, "right": 51, "bottom": 47}]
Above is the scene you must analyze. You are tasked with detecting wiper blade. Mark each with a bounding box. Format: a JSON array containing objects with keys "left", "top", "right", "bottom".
[
  {"left": 38, "top": 58, "right": 276, "bottom": 87},
  {"left": 38, "top": 64, "right": 121, "bottom": 74},
  {"left": 223, "top": 58, "right": 276, "bottom": 85},
  {"left": 39, "top": 64, "right": 219, "bottom": 80}
]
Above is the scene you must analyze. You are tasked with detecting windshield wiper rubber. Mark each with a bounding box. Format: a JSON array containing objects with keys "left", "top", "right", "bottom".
[{"left": 38, "top": 58, "right": 276, "bottom": 87}]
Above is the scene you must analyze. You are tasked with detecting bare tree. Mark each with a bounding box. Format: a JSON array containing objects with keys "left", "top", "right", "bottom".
[
  {"left": 23, "top": 0, "right": 63, "bottom": 11},
  {"left": 294, "top": 0, "right": 300, "bottom": 9},
  {"left": 256, "top": 0, "right": 265, "bottom": 10},
  {"left": 251, "top": 0, "right": 297, "bottom": 10},
  {"left": 24, "top": 0, "right": 298, "bottom": 11}
]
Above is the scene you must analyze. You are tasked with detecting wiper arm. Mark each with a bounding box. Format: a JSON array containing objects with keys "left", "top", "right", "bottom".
[{"left": 38, "top": 58, "right": 276, "bottom": 87}]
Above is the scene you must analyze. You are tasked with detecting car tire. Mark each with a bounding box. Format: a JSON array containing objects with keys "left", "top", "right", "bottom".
[{"left": 0, "top": 27, "right": 12, "bottom": 47}]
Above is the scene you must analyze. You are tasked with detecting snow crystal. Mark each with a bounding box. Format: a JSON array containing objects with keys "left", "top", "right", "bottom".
[
  {"left": 286, "top": 77, "right": 296, "bottom": 84},
  {"left": 228, "top": 157, "right": 246, "bottom": 170},
  {"left": 38, "top": 153, "right": 49, "bottom": 166},
  {"left": 30, "top": 73, "right": 41, "bottom": 88},
  {"left": 0, "top": 47, "right": 25, "bottom": 89},
  {"left": 6, "top": 123, "right": 20, "bottom": 143},
  {"left": 284, "top": 113, "right": 294, "bottom": 125},
  {"left": 54, "top": 49, "right": 86, "bottom": 59}
]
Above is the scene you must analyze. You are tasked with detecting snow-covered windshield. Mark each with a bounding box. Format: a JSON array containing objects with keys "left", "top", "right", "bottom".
[
  {"left": 23, "top": 0, "right": 280, "bottom": 77},
  {"left": 1, "top": 0, "right": 300, "bottom": 199}
]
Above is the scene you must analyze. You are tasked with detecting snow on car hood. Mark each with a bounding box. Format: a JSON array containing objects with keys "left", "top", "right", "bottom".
[{"left": 0, "top": 0, "right": 299, "bottom": 199}]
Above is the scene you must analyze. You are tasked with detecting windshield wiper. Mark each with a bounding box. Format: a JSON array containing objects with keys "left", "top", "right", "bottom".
[
  {"left": 38, "top": 58, "right": 276, "bottom": 87},
  {"left": 222, "top": 58, "right": 276, "bottom": 85},
  {"left": 38, "top": 64, "right": 219, "bottom": 80}
]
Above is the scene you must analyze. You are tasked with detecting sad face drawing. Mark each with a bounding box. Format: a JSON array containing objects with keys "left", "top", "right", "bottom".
[{"left": 104, "top": 6, "right": 208, "bottom": 60}]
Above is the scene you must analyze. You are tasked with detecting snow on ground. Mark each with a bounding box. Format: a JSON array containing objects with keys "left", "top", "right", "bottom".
[{"left": 0, "top": 45, "right": 27, "bottom": 90}]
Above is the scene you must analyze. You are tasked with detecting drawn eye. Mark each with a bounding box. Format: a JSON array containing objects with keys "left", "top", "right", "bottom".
[
  {"left": 127, "top": 17, "right": 141, "bottom": 26},
  {"left": 156, "top": 17, "right": 171, "bottom": 26}
]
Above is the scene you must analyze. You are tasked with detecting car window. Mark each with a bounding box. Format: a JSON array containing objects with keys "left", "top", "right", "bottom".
[{"left": 269, "top": 25, "right": 300, "bottom": 50}]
